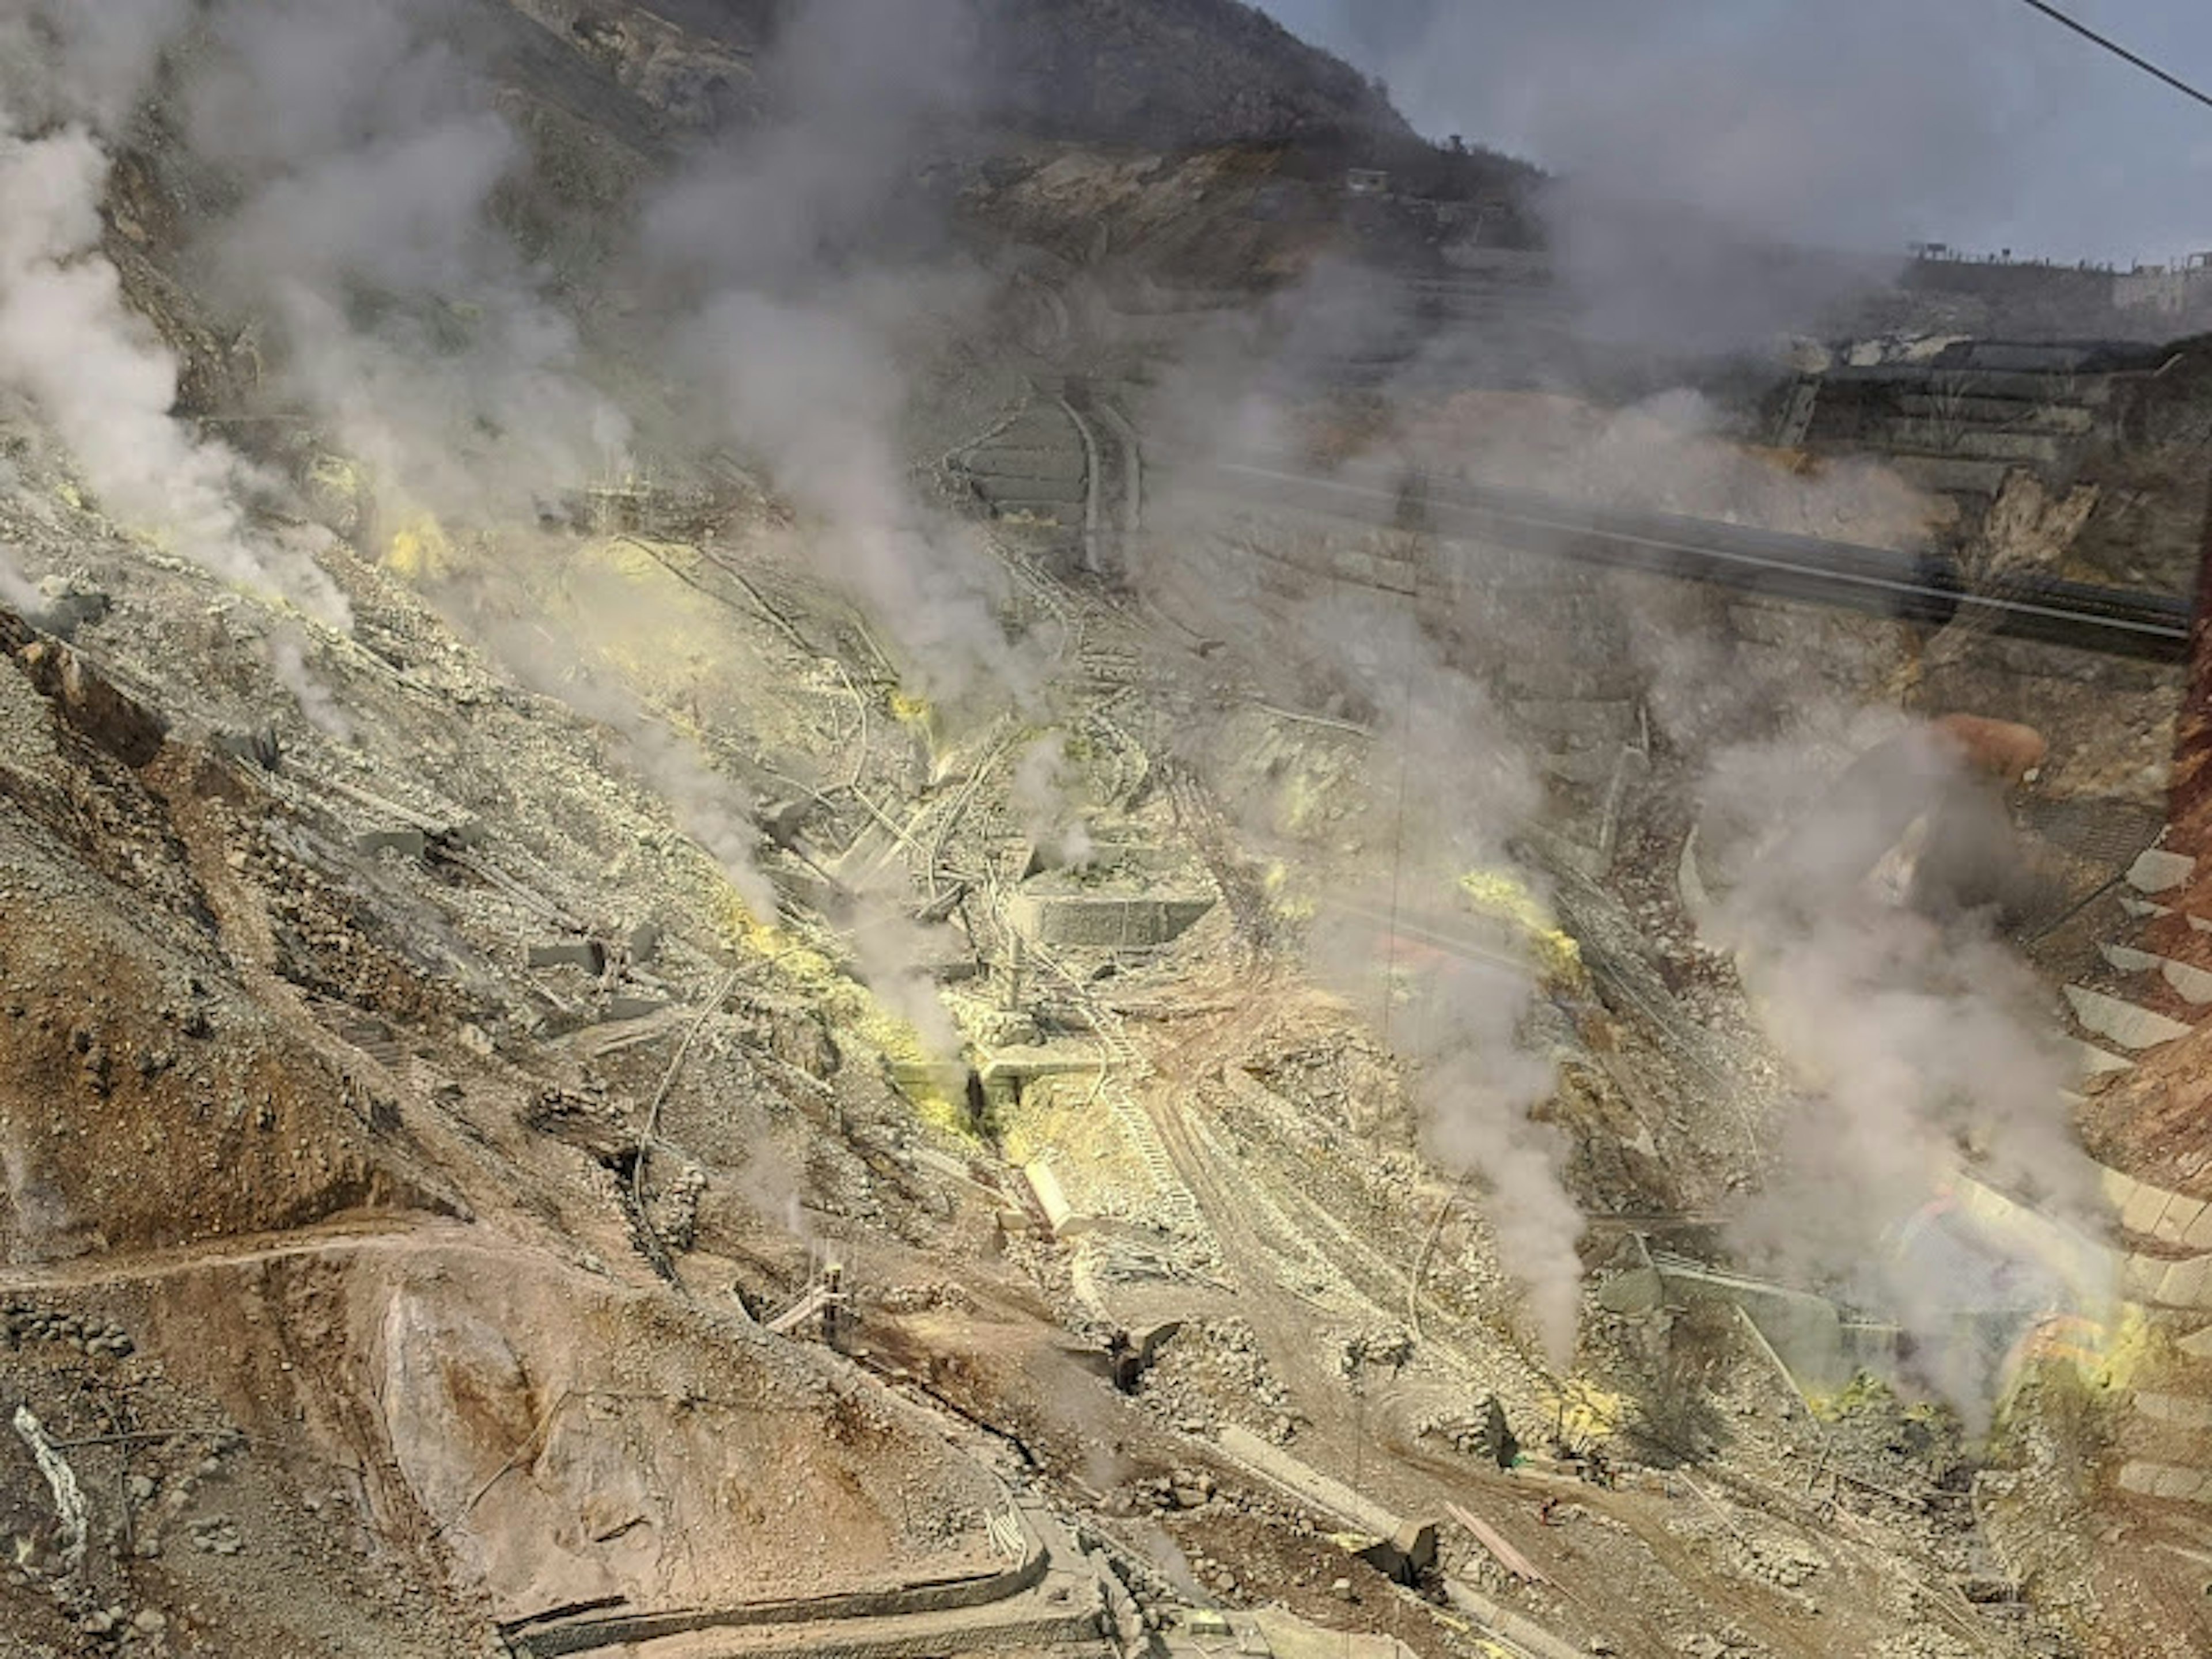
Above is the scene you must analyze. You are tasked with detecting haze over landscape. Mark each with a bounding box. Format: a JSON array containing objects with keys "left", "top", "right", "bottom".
[
  {"left": 0, "top": 3, "right": 2210, "bottom": 1656},
  {"left": 1261, "top": 0, "right": 2212, "bottom": 262}
]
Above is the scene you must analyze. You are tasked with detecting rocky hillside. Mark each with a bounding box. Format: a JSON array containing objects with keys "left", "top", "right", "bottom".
[
  {"left": 554, "top": 0, "right": 1412, "bottom": 146},
  {"left": 969, "top": 0, "right": 1408, "bottom": 148}
]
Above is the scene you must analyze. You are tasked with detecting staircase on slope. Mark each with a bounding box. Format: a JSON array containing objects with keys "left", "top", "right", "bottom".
[
  {"left": 1783, "top": 340, "right": 2133, "bottom": 507},
  {"left": 2040, "top": 839, "right": 2212, "bottom": 1512}
]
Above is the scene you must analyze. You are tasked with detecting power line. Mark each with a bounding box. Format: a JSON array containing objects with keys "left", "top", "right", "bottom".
[{"left": 2012, "top": 0, "right": 2212, "bottom": 113}]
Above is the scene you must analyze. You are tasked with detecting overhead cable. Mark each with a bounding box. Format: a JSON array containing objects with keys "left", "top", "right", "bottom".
[{"left": 2012, "top": 0, "right": 2212, "bottom": 113}]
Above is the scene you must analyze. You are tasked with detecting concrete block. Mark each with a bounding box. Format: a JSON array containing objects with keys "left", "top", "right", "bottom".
[
  {"left": 1112, "top": 1319, "right": 1183, "bottom": 1391},
  {"left": 2159, "top": 1197, "right": 2210, "bottom": 1246},
  {"left": 2187, "top": 1209, "right": 2212, "bottom": 1254},
  {"left": 528, "top": 940, "right": 607, "bottom": 975},
  {"left": 214, "top": 726, "right": 283, "bottom": 770},
  {"left": 2064, "top": 1038, "right": 2134, "bottom": 1079},
  {"left": 1945, "top": 1177, "right": 2122, "bottom": 1300},
  {"left": 2063, "top": 986, "right": 2191, "bottom": 1051},
  {"left": 2137, "top": 1392, "right": 2212, "bottom": 1430},
  {"left": 2125, "top": 1255, "right": 2166, "bottom": 1301},
  {"left": 2103, "top": 1164, "right": 2142, "bottom": 1211},
  {"left": 1596, "top": 1266, "right": 1662, "bottom": 1316},
  {"left": 2120, "top": 1176, "right": 2172, "bottom": 1237},
  {"left": 624, "top": 922, "right": 662, "bottom": 964},
  {"left": 1005, "top": 891, "right": 1214, "bottom": 950},
  {"left": 2166, "top": 960, "right": 2212, "bottom": 1005},
  {"left": 2102, "top": 942, "right": 2161, "bottom": 977},
  {"left": 978, "top": 1047, "right": 1108, "bottom": 1089},
  {"left": 2128, "top": 850, "right": 2195, "bottom": 895},
  {"left": 2120, "top": 1460, "right": 2209, "bottom": 1504},
  {"left": 2105, "top": 944, "right": 2212, "bottom": 1005},
  {"left": 2135, "top": 1253, "right": 2212, "bottom": 1310},
  {"left": 355, "top": 827, "right": 427, "bottom": 860},
  {"left": 1024, "top": 1159, "right": 1081, "bottom": 1237},
  {"left": 2162, "top": 1256, "right": 2212, "bottom": 1310},
  {"left": 2176, "top": 1323, "right": 2212, "bottom": 1361}
]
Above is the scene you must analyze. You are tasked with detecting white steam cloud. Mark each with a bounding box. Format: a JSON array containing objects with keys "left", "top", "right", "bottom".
[
  {"left": 1706, "top": 715, "right": 2108, "bottom": 1411},
  {"left": 0, "top": 107, "right": 348, "bottom": 624},
  {"left": 183, "top": 0, "right": 625, "bottom": 522},
  {"left": 640, "top": 0, "right": 1016, "bottom": 702},
  {"left": 1222, "top": 566, "right": 1584, "bottom": 1362},
  {"left": 0, "top": 541, "right": 39, "bottom": 616},
  {"left": 1011, "top": 730, "right": 1093, "bottom": 870}
]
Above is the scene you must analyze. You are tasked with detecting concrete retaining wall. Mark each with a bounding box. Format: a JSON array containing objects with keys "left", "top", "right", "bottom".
[
  {"left": 1005, "top": 892, "right": 1215, "bottom": 950},
  {"left": 512, "top": 1501, "right": 1050, "bottom": 1657}
]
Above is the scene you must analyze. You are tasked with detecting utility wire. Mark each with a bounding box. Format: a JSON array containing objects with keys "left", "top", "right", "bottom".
[{"left": 2013, "top": 0, "right": 2212, "bottom": 113}]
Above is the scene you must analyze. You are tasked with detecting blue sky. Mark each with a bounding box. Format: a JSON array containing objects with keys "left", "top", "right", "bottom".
[{"left": 1253, "top": 0, "right": 2212, "bottom": 264}]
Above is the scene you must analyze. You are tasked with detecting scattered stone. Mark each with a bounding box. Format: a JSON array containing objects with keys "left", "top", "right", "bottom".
[{"left": 189, "top": 1517, "right": 244, "bottom": 1556}]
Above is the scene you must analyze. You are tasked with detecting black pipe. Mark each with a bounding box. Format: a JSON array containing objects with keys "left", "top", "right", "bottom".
[{"left": 1200, "top": 460, "right": 2192, "bottom": 663}]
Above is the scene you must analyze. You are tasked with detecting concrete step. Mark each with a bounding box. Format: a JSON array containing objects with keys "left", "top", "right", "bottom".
[
  {"left": 2126, "top": 1251, "right": 2212, "bottom": 1311},
  {"left": 2119, "top": 1460, "right": 2212, "bottom": 1506},
  {"left": 1895, "top": 394, "right": 2096, "bottom": 432},
  {"left": 2136, "top": 1392, "right": 2212, "bottom": 1430},
  {"left": 2128, "top": 849, "right": 2196, "bottom": 895},
  {"left": 1873, "top": 422, "right": 2069, "bottom": 466},
  {"left": 2100, "top": 944, "right": 2212, "bottom": 1005},
  {"left": 2065, "top": 1036, "right": 2136, "bottom": 1078},
  {"left": 1824, "top": 365, "right": 2114, "bottom": 403},
  {"left": 2102, "top": 1165, "right": 2212, "bottom": 1252},
  {"left": 2063, "top": 985, "right": 2192, "bottom": 1051},
  {"left": 2120, "top": 896, "right": 2212, "bottom": 934}
]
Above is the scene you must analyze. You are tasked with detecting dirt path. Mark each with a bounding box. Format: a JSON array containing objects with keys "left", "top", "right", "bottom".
[{"left": 0, "top": 1213, "right": 471, "bottom": 1293}]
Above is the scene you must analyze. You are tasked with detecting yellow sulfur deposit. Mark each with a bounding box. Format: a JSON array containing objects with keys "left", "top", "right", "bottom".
[
  {"left": 386, "top": 514, "right": 456, "bottom": 582},
  {"left": 1550, "top": 1376, "right": 1627, "bottom": 1446},
  {"left": 1262, "top": 859, "right": 1316, "bottom": 924},
  {"left": 725, "top": 895, "right": 972, "bottom": 1136},
  {"left": 1456, "top": 868, "right": 1584, "bottom": 984}
]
